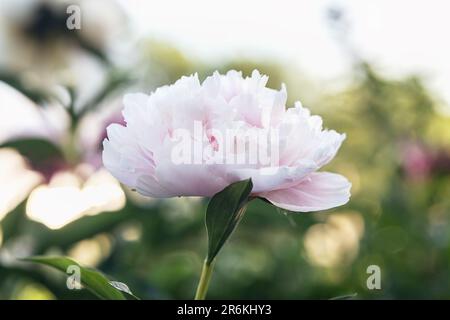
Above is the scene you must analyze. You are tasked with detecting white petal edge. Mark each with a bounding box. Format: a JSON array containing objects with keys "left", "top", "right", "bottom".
[{"left": 260, "top": 172, "right": 351, "bottom": 212}]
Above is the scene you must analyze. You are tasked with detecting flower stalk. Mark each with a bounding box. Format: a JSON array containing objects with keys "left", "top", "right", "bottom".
[{"left": 194, "top": 258, "right": 216, "bottom": 300}]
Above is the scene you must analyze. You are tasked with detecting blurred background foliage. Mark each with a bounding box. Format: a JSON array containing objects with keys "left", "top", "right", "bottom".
[{"left": 1, "top": 0, "right": 450, "bottom": 299}]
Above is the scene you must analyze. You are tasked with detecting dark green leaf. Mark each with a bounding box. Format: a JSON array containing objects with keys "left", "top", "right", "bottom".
[
  {"left": 22, "top": 256, "right": 127, "bottom": 300},
  {"left": 1, "top": 138, "right": 64, "bottom": 165},
  {"left": 205, "top": 179, "right": 253, "bottom": 263}
]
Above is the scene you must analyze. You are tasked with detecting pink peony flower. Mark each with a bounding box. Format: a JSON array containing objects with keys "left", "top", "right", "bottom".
[{"left": 103, "top": 70, "right": 351, "bottom": 212}]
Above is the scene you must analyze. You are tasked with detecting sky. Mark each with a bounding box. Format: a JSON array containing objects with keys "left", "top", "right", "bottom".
[{"left": 120, "top": 0, "right": 450, "bottom": 110}]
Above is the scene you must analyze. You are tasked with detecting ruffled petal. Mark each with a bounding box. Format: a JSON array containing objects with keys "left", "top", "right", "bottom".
[{"left": 260, "top": 172, "right": 351, "bottom": 212}]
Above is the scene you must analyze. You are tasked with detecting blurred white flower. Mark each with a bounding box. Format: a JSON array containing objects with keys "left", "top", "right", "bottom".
[
  {"left": 0, "top": 81, "right": 126, "bottom": 227},
  {"left": 0, "top": 81, "right": 69, "bottom": 144},
  {"left": 0, "top": 0, "right": 127, "bottom": 109},
  {"left": 0, "top": 81, "right": 123, "bottom": 174},
  {"left": 103, "top": 70, "right": 351, "bottom": 212}
]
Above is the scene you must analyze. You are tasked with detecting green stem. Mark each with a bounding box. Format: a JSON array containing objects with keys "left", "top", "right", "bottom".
[{"left": 194, "top": 258, "right": 216, "bottom": 300}]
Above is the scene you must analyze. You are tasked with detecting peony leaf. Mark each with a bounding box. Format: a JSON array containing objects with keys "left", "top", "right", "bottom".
[
  {"left": 205, "top": 178, "right": 253, "bottom": 263},
  {"left": 21, "top": 256, "right": 131, "bottom": 300},
  {"left": 329, "top": 293, "right": 358, "bottom": 300},
  {"left": 109, "top": 281, "right": 140, "bottom": 300}
]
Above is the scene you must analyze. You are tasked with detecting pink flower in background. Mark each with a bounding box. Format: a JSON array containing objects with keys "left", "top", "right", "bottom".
[
  {"left": 103, "top": 70, "right": 351, "bottom": 212},
  {"left": 401, "top": 140, "right": 450, "bottom": 181},
  {"left": 401, "top": 141, "right": 433, "bottom": 181}
]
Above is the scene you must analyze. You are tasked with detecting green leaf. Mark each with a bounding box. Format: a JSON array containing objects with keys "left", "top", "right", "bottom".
[
  {"left": 205, "top": 179, "right": 253, "bottom": 263},
  {"left": 329, "top": 293, "right": 358, "bottom": 300},
  {"left": 109, "top": 281, "right": 140, "bottom": 300},
  {"left": 22, "top": 256, "right": 129, "bottom": 300},
  {"left": 1, "top": 138, "right": 64, "bottom": 165}
]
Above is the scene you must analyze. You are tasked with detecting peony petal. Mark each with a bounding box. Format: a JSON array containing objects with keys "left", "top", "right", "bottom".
[
  {"left": 122, "top": 93, "right": 150, "bottom": 126},
  {"left": 260, "top": 172, "right": 351, "bottom": 212},
  {"left": 229, "top": 161, "right": 318, "bottom": 193},
  {"left": 135, "top": 175, "right": 176, "bottom": 198}
]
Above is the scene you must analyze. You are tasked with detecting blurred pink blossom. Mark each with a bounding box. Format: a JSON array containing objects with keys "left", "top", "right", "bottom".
[{"left": 401, "top": 140, "right": 450, "bottom": 181}]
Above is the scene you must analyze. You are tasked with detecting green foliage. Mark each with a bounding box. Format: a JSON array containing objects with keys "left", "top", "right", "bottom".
[
  {"left": 205, "top": 179, "right": 253, "bottom": 263},
  {"left": 22, "top": 256, "right": 134, "bottom": 300},
  {"left": 0, "top": 139, "right": 64, "bottom": 166}
]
